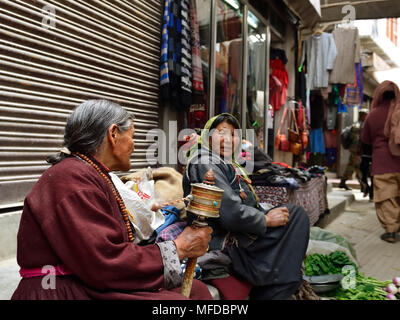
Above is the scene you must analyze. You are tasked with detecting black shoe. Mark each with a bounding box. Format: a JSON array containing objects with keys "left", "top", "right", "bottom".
[
  {"left": 380, "top": 232, "right": 396, "bottom": 243},
  {"left": 338, "top": 182, "right": 351, "bottom": 190},
  {"left": 361, "top": 182, "right": 369, "bottom": 196}
]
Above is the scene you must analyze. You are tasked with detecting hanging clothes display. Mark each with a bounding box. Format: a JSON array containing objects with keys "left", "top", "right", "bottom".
[
  {"left": 345, "top": 61, "right": 364, "bottom": 106},
  {"left": 269, "top": 56, "right": 288, "bottom": 111},
  {"left": 309, "top": 93, "right": 326, "bottom": 154},
  {"left": 160, "top": 0, "right": 192, "bottom": 110},
  {"left": 301, "top": 32, "right": 337, "bottom": 91},
  {"left": 180, "top": 0, "right": 193, "bottom": 107},
  {"left": 329, "top": 27, "right": 361, "bottom": 85},
  {"left": 188, "top": 0, "right": 207, "bottom": 128}
]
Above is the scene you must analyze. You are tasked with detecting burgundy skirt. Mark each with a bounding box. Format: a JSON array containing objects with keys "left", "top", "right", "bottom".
[{"left": 11, "top": 275, "right": 212, "bottom": 300}]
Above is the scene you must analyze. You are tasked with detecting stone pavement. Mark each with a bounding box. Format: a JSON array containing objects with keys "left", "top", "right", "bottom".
[
  {"left": 322, "top": 189, "right": 400, "bottom": 282},
  {"left": 0, "top": 257, "right": 19, "bottom": 300}
]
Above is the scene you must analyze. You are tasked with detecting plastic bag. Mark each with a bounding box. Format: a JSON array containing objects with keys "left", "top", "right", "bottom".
[
  {"left": 306, "top": 226, "right": 358, "bottom": 266},
  {"left": 126, "top": 167, "right": 155, "bottom": 208},
  {"left": 109, "top": 172, "right": 164, "bottom": 244}
]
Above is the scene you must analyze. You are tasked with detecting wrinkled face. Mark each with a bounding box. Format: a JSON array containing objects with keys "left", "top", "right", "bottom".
[
  {"left": 113, "top": 124, "right": 135, "bottom": 171},
  {"left": 209, "top": 121, "right": 240, "bottom": 159}
]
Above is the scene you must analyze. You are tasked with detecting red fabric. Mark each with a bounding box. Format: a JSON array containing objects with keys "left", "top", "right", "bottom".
[
  {"left": 20, "top": 265, "right": 73, "bottom": 278},
  {"left": 270, "top": 59, "right": 288, "bottom": 111},
  {"left": 209, "top": 275, "right": 252, "bottom": 300},
  {"left": 272, "top": 161, "right": 291, "bottom": 168}
]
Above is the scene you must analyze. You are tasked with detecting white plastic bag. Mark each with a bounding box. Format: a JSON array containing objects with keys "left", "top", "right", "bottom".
[
  {"left": 127, "top": 167, "right": 155, "bottom": 208},
  {"left": 109, "top": 172, "right": 164, "bottom": 243}
]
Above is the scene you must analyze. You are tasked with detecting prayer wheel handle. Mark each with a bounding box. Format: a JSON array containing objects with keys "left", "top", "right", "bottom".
[{"left": 181, "top": 169, "right": 221, "bottom": 298}]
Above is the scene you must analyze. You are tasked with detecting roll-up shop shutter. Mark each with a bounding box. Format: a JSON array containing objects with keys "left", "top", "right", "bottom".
[{"left": 0, "top": 0, "right": 163, "bottom": 208}]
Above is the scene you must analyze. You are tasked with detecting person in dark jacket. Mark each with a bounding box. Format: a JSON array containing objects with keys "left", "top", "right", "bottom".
[{"left": 183, "top": 113, "right": 310, "bottom": 300}]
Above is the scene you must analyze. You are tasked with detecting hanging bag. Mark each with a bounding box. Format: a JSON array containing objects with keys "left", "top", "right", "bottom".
[
  {"left": 300, "top": 106, "right": 309, "bottom": 149},
  {"left": 288, "top": 108, "right": 301, "bottom": 143},
  {"left": 288, "top": 108, "right": 302, "bottom": 155},
  {"left": 275, "top": 108, "right": 290, "bottom": 151}
]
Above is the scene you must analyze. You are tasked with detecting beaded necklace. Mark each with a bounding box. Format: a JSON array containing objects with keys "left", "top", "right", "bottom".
[
  {"left": 230, "top": 162, "right": 260, "bottom": 206},
  {"left": 74, "top": 152, "right": 135, "bottom": 243}
]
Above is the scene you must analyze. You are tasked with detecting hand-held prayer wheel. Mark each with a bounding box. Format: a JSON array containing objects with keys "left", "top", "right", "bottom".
[{"left": 181, "top": 169, "right": 224, "bottom": 298}]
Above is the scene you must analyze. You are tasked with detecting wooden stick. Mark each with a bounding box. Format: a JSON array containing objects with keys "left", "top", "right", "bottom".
[
  {"left": 181, "top": 218, "right": 205, "bottom": 298},
  {"left": 181, "top": 257, "right": 197, "bottom": 298}
]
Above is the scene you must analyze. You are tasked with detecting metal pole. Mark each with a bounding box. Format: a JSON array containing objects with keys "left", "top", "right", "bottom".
[
  {"left": 207, "top": 0, "right": 217, "bottom": 119},
  {"left": 263, "top": 25, "right": 271, "bottom": 153},
  {"left": 241, "top": 5, "right": 248, "bottom": 138}
]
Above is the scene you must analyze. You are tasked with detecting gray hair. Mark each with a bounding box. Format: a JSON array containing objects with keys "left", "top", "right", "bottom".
[{"left": 47, "top": 99, "right": 135, "bottom": 165}]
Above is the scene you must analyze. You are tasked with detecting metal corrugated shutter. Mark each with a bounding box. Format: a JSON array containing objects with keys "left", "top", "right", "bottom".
[{"left": 0, "top": 0, "right": 163, "bottom": 207}]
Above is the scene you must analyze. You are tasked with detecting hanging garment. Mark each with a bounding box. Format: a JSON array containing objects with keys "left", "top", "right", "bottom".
[
  {"left": 188, "top": 0, "right": 206, "bottom": 128},
  {"left": 345, "top": 62, "right": 364, "bottom": 106},
  {"left": 329, "top": 27, "right": 361, "bottom": 85},
  {"left": 310, "top": 93, "right": 325, "bottom": 129},
  {"left": 160, "top": 0, "right": 192, "bottom": 110},
  {"left": 270, "top": 58, "right": 288, "bottom": 111},
  {"left": 310, "top": 128, "right": 326, "bottom": 154},
  {"left": 326, "top": 105, "right": 337, "bottom": 130},
  {"left": 301, "top": 32, "right": 337, "bottom": 90},
  {"left": 179, "top": 0, "right": 193, "bottom": 108}
]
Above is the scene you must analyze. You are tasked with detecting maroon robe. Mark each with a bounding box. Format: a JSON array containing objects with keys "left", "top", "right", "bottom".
[{"left": 11, "top": 157, "right": 211, "bottom": 300}]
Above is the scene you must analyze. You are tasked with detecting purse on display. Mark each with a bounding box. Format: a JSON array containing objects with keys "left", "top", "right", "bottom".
[
  {"left": 288, "top": 108, "right": 300, "bottom": 143},
  {"left": 275, "top": 108, "right": 290, "bottom": 152},
  {"left": 288, "top": 107, "right": 303, "bottom": 156},
  {"left": 290, "top": 141, "right": 302, "bottom": 155},
  {"left": 300, "top": 106, "right": 309, "bottom": 149}
]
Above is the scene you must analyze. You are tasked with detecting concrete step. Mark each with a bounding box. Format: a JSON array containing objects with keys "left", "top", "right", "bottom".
[
  {"left": 329, "top": 179, "right": 361, "bottom": 190},
  {"left": 316, "top": 188, "right": 355, "bottom": 228}
]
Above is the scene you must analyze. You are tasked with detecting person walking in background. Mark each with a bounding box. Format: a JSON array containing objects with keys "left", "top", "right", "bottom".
[
  {"left": 360, "top": 141, "right": 373, "bottom": 200},
  {"left": 339, "top": 109, "right": 369, "bottom": 191},
  {"left": 361, "top": 81, "right": 400, "bottom": 244}
]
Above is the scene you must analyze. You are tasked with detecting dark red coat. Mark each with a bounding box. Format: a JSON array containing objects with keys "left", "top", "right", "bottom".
[{"left": 11, "top": 157, "right": 210, "bottom": 300}]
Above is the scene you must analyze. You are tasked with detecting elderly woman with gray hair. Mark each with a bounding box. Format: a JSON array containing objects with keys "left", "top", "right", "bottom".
[{"left": 12, "top": 99, "right": 212, "bottom": 300}]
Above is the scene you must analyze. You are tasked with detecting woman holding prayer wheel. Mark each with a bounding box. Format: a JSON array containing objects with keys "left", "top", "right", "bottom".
[{"left": 183, "top": 113, "right": 310, "bottom": 300}]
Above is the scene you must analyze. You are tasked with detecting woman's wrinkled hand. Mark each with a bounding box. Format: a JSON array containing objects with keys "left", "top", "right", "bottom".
[
  {"left": 150, "top": 202, "right": 161, "bottom": 212},
  {"left": 173, "top": 226, "right": 213, "bottom": 261},
  {"left": 265, "top": 207, "right": 290, "bottom": 228}
]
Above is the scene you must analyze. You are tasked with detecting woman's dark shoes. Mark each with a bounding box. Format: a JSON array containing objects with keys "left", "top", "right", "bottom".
[
  {"left": 338, "top": 180, "right": 351, "bottom": 190},
  {"left": 380, "top": 232, "right": 396, "bottom": 243}
]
